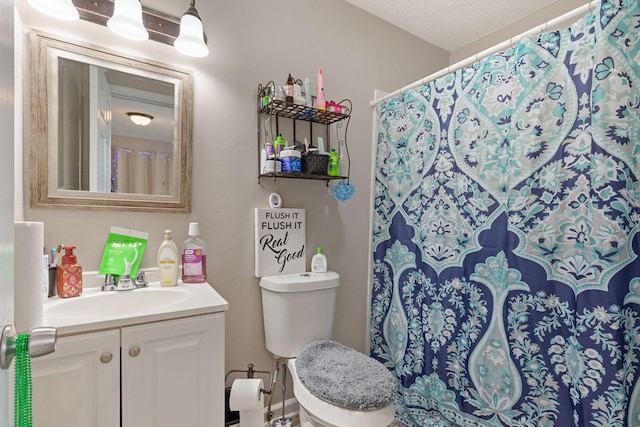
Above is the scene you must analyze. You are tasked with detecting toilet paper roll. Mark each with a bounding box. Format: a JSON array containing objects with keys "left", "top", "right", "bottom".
[
  {"left": 14, "top": 221, "right": 44, "bottom": 333},
  {"left": 229, "top": 378, "right": 264, "bottom": 427}
]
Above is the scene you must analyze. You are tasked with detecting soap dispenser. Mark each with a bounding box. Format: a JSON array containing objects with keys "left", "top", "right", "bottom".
[{"left": 57, "top": 245, "right": 82, "bottom": 298}]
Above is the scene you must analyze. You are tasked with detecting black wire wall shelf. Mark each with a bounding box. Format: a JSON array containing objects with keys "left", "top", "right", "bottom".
[
  {"left": 259, "top": 100, "right": 350, "bottom": 125},
  {"left": 256, "top": 80, "right": 352, "bottom": 184}
]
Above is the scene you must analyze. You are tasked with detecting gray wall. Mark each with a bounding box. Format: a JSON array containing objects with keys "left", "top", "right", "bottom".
[{"left": 18, "top": 0, "right": 448, "bottom": 406}]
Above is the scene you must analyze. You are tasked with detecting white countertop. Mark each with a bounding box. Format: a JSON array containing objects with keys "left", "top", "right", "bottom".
[{"left": 44, "top": 282, "right": 229, "bottom": 336}]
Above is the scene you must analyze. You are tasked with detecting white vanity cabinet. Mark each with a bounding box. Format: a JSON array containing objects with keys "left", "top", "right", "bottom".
[
  {"left": 122, "top": 313, "right": 224, "bottom": 427},
  {"left": 32, "top": 313, "right": 225, "bottom": 427},
  {"left": 32, "top": 329, "right": 120, "bottom": 427}
]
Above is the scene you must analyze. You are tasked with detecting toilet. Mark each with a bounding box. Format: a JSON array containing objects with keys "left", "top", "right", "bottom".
[{"left": 259, "top": 271, "right": 396, "bottom": 427}]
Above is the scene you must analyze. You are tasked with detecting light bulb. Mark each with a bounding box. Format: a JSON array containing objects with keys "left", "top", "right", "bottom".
[
  {"left": 174, "top": 1, "right": 209, "bottom": 58},
  {"left": 28, "top": 0, "right": 79, "bottom": 21},
  {"left": 107, "top": 0, "right": 149, "bottom": 41}
]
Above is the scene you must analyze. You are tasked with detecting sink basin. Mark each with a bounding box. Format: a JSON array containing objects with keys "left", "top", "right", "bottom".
[
  {"left": 43, "top": 281, "right": 228, "bottom": 335},
  {"left": 46, "top": 287, "right": 191, "bottom": 319}
]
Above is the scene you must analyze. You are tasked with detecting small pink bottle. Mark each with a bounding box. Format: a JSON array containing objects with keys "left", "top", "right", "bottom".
[{"left": 182, "top": 222, "right": 207, "bottom": 283}]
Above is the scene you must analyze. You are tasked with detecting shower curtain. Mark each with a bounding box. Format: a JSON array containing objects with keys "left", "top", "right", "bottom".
[
  {"left": 111, "top": 148, "right": 172, "bottom": 195},
  {"left": 370, "top": 1, "right": 640, "bottom": 426}
]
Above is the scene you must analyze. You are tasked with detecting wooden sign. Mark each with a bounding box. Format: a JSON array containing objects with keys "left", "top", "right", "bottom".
[{"left": 254, "top": 208, "right": 305, "bottom": 277}]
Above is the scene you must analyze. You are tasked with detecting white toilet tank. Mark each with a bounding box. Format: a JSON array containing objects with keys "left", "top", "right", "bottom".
[{"left": 259, "top": 271, "right": 340, "bottom": 358}]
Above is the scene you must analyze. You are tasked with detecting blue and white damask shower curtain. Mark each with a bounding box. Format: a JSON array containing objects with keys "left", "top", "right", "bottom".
[{"left": 370, "top": 1, "right": 640, "bottom": 425}]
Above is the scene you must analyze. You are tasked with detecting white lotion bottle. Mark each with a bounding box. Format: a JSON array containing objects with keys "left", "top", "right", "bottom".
[
  {"left": 311, "top": 247, "right": 327, "bottom": 273},
  {"left": 158, "top": 230, "right": 179, "bottom": 286}
]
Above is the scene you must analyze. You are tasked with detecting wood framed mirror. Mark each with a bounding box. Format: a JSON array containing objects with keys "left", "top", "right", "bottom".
[{"left": 30, "top": 31, "right": 193, "bottom": 212}]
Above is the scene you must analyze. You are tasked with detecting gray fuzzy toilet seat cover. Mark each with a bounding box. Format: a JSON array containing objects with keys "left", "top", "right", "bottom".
[{"left": 295, "top": 340, "right": 397, "bottom": 410}]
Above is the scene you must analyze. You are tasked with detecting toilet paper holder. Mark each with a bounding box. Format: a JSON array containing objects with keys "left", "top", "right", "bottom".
[{"left": 225, "top": 363, "right": 275, "bottom": 422}]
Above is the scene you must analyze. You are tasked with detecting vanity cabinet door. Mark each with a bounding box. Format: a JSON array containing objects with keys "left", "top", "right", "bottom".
[
  {"left": 31, "top": 329, "right": 120, "bottom": 427},
  {"left": 121, "top": 313, "right": 225, "bottom": 427}
]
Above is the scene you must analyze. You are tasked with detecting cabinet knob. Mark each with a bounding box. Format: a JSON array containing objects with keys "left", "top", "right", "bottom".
[
  {"left": 129, "top": 345, "right": 141, "bottom": 357},
  {"left": 100, "top": 352, "right": 113, "bottom": 364}
]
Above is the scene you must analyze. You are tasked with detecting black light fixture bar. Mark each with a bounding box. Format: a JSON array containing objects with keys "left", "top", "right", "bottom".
[{"left": 71, "top": 0, "right": 180, "bottom": 46}]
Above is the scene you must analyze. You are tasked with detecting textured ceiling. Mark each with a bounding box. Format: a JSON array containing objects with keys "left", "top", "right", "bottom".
[{"left": 342, "top": 0, "right": 565, "bottom": 52}]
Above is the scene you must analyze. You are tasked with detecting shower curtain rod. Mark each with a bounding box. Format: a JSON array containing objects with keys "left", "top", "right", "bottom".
[{"left": 370, "top": 0, "right": 598, "bottom": 107}]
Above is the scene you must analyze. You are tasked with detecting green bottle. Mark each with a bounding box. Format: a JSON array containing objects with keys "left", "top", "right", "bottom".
[
  {"left": 328, "top": 149, "right": 340, "bottom": 176},
  {"left": 275, "top": 134, "right": 285, "bottom": 158}
]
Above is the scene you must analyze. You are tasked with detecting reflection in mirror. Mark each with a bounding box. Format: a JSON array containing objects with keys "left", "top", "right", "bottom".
[{"left": 30, "top": 31, "right": 193, "bottom": 212}]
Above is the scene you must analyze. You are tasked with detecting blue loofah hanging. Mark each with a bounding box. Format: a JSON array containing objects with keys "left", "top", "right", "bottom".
[{"left": 333, "top": 180, "right": 355, "bottom": 201}]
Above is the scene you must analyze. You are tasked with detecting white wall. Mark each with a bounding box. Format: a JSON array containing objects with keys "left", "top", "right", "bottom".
[
  {"left": 17, "top": 0, "right": 448, "bottom": 405},
  {"left": 1, "top": 0, "right": 15, "bottom": 424},
  {"left": 450, "top": 0, "right": 592, "bottom": 63}
]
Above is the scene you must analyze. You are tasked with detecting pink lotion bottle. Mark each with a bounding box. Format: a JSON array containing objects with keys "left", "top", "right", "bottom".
[{"left": 182, "top": 222, "right": 207, "bottom": 283}]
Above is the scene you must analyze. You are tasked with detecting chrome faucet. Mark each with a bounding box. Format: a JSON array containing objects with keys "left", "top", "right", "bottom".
[
  {"left": 116, "top": 274, "right": 135, "bottom": 291},
  {"left": 102, "top": 271, "right": 147, "bottom": 292}
]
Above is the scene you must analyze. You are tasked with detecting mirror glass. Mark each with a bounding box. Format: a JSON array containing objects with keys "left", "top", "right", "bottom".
[{"left": 30, "top": 31, "right": 193, "bottom": 212}]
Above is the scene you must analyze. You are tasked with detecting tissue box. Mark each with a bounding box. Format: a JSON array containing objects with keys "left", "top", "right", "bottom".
[{"left": 302, "top": 152, "right": 329, "bottom": 174}]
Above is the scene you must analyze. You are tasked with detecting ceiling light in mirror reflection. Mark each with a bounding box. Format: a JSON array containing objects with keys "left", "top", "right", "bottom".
[{"left": 127, "top": 112, "right": 154, "bottom": 127}]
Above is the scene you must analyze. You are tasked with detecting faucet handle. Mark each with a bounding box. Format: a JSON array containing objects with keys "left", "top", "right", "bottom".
[
  {"left": 102, "top": 274, "right": 116, "bottom": 292},
  {"left": 116, "top": 274, "right": 134, "bottom": 291},
  {"left": 134, "top": 271, "right": 148, "bottom": 288}
]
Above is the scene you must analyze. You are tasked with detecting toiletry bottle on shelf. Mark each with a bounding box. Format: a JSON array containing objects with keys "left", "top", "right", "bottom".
[
  {"left": 285, "top": 73, "right": 294, "bottom": 103},
  {"left": 316, "top": 67, "right": 326, "bottom": 110},
  {"left": 182, "top": 222, "right": 207, "bottom": 283},
  {"left": 57, "top": 245, "right": 82, "bottom": 298},
  {"left": 265, "top": 140, "right": 275, "bottom": 159},
  {"left": 311, "top": 247, "right": 327, "bottom": 273},
  {"left": 328, "top": 149, "right": 340, "bottom": 176},
  {"left": 304, "top": 77, "right": 312, "bottom": 107},
  {"left": 274, "top": 134, "right": 286, "bottom": 158},
  {"left": 158, "top": 230, "right": 179, "bottom": 287}
]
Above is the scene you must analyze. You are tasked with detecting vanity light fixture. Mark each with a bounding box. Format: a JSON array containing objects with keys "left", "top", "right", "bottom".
[
  {"left": 37, "top": 0, "right": 210, "bottom": 58},
  {"left": 28, "top": 0, "right": 79, "bottom": 21},
  {"left": 107, "top": 0, "right": 149, "bottom": 41},
  {"left": 174, "top": 0, "right": 209, "bottom": 58},
  {"left": 127, "top": 112, "right": 154, "bottom": 126}
]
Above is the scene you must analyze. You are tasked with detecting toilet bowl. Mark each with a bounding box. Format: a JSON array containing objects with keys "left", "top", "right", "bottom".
[
  {"left": 259, "top": 272, "right": 396, "bottom": 427},
  {"left": 289, "top": 359, "right": 395, "bottom": 427}
]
